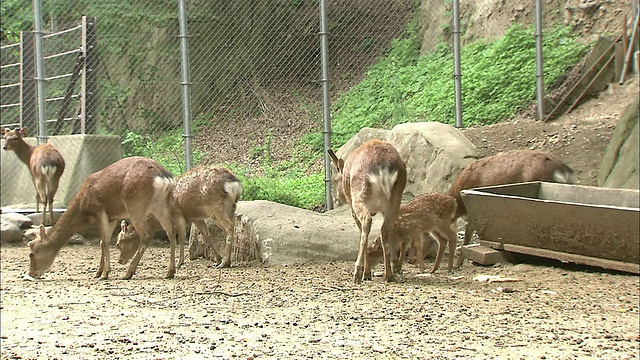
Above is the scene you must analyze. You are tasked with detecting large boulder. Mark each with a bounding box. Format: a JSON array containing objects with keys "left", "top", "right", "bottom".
[
  {"left": 188, "top": 200, "right": 373, "bottom": 265},
  {"left": 598, "top": 99, "right": 639, "bottom": 189},
  {"left": 330, "top": 122, "right": 478, "bottom": 205}
]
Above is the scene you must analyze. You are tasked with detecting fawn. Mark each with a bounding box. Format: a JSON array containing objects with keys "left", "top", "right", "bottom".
[
  {"left": 367, "top": 192, "right": 457, "bottom": 275},
  {"left": 116, "top": 165, "right": 243, "bottom": 269}
]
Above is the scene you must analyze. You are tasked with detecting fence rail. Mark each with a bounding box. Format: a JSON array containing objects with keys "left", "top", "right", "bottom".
[{"left": 0, "top": 16, "right": 95, "bottom": 135}]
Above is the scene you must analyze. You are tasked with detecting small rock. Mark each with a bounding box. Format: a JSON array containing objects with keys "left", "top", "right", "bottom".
[
  {"left": 1, "top": 220, "right": 23, "bottom": 244},
  {"left": 0, "top": 212, "right": 33, "bottom": 229}
]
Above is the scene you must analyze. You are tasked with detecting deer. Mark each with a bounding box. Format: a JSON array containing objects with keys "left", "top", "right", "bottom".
[
  {"left": 328, "top": 139, "right": 407, "bottom": 283},
  {"left": 446, "top": 149, "right": 574, "bottom": 268},
  {"left": 116, "top": 165, "right": 243, "bottom": 270},
  {"left": 27, "top": 156, "right": 179, "bottom": 280},
  {"left": 2, "top": 127, "right": 66, "bottom": 226},
  {"left": 366, "top": 192, "right": 458, "bottom": 275}
]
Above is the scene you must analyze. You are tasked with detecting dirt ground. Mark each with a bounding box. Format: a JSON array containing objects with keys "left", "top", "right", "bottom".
[{"left": 1, "top": 244, "right": 639, "bottom": 360}]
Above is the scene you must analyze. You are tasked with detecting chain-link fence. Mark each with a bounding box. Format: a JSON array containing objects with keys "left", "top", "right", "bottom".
[{"left": 1, "top": 0, "right": 415, "bottom": 208}]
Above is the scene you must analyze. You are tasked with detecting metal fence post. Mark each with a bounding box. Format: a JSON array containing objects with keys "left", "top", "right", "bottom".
[
  {"left": 178, "top": 0, "right": 193, "bottom": 172},
  {"left": 452, "top": 0, "right": 463, "bottom": 128},
  {"left": 535, "top": 0, "right": 545, "bottom": 120},
  {"left": 32, "top": 0, "right": 47, "bottom": 143},
  {"left": 319, "top": 0, "right": 333, "bottom": 210}
]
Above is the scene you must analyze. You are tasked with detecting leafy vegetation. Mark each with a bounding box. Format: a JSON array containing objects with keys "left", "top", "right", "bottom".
[
  {"left": 328, "top": 24, "right": 590, "bottom": 149},
  {"left": 122, "top": 127, "right": 205, "bottom": 176}
]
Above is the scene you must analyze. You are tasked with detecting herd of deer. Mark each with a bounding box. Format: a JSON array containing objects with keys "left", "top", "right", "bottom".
[{"left": 2, "top": 127, "right": 574, "bottom": 283}]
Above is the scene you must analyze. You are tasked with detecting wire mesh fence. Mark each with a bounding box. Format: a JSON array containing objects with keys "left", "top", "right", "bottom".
[{"left": 0, "top": 0, "right": 415, "bottom": 208}]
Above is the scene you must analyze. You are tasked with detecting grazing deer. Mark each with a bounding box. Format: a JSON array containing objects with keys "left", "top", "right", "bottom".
[
  {"left": 116, "top": 165, "right": 243, "bottom": 269},
  {"left": 329, "top": 139, "right": 407, "bottom": 283},
  {"left": 2, "top": 127, "right": 65, "bottom": 225},
  {"left": 27, "top": 157, "right": 178, "bottom": 280},
  {"left": 367, "top": 192, "right": 457, "bottom": 275},
  {"left": 446, "top": 149, "right": 574, "bottom": 267}
]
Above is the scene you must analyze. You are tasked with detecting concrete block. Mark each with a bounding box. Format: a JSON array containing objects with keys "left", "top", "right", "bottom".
[{"left": 460, "top": 244, "right": 512, "bottom": 265}]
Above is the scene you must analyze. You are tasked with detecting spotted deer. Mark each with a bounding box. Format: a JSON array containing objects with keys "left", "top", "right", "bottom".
[
  {"left": 446, "top": 149, "right": 574, "bottom": 267},
  {"left": 367, "top": 192, "right": 458, "bottom": 275},
  {"left": 2, "top": 127, "right": 65, "bottom": 225},
  {"left": 329, "top": 139, "right": 407, "bottom": 283},
  {"left": 116, "top": 165, "right": 243, "bottom": 269},
  {"left": 27, "top": 157, "right": 178, "bottom": 280}
]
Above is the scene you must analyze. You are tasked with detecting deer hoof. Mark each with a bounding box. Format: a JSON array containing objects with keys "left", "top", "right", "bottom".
[{"left": 166, "top": 269, "right": 176, "bottom": 279}]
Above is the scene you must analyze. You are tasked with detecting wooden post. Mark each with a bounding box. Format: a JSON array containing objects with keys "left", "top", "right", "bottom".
[{"left": 20, "top": 31, "right": 37, "bottom": 130}]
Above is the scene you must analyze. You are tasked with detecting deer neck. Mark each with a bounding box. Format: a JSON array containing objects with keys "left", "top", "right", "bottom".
[
  {"left": 11, "top": 139, "right": 35, "bottom": 166},
  {"left": 44, "top": 203, "right": 88, "bottom": 251}
]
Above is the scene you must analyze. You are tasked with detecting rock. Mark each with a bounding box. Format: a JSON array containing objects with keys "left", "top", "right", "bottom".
[
  {"left": 598, "top": 99, "right": 639, "bottom": 189},
  {"left": 1, "top": 220, "right": 23, "bottom": 244},
  {"left": 330, "top": 122, "right": 478, "bottom": 205},
  {"left": 68, "top": 233, "right": 86, "bottom": 245},
  {"left": 0, "top": 212, "right": 33, "bottom": 229},
  {"left": 27, "top": 210, "right": 64, "bottom": 226},
  {"left": 189, "top": 200, "right": 372, "bottom": 265}
]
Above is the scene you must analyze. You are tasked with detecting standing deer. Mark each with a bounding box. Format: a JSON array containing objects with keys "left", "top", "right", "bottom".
[
  {"left": 367, "top": 192, "right": 457, "bottom": 275},
  {"left": 329, "top": 139, "right": 407, "bottom": 283},
  {"left": 446, "top": 149, "right": 574, "bottom": 267},
  {"left": 2, "top": 127, "right": 65, "bottom": 225},
  {"left": 27, "top": 157, "right": 178, "bottom": 280},
  {"left": 116, "top": 165, "right": 243, "bottom": 269}
]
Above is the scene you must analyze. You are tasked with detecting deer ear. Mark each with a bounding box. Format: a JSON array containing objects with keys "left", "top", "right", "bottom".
[
  {"left": 0, "top": 128, "right": 5, "bottom": 135},
  {"left": 120, "top": 220, "right": 127, "bottom": 232},
  {"left": 20, "top": 127, "right": 28, "bottom": 136},
  {"left": 38, "top": 224, "right": 47, "bottom": 240},
  {"left": 328, "top": 150, "right": 344, "bottom": 173}
]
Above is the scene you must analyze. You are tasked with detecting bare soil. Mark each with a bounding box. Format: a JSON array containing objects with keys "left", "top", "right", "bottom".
[{"left": 1, "top": 245, "right": 639, "bottom": 360}]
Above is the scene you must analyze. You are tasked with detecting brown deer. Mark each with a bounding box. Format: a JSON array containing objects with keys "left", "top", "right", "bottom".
[
  {"left": 329, "top": 139, "right": 407, "bottom": 283},
  {"left": 446, "top": 149, "right": 574, "bottom": 267},
  {"left": 116, "top": 165, "right": 243, "bottom": 269},
  {"left": 2, "top": 127, "right": 65, "bottom": 225},
  {"left": 367, "top": 192, "right": 458, "bottom": 275},
  {"left": 27, "top": 157, "right": 179, "bottom": 280}
]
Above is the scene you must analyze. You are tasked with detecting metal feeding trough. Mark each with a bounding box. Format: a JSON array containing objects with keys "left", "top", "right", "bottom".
[{"left": 461, "top": 182, "right": 639, "bottom": 274}]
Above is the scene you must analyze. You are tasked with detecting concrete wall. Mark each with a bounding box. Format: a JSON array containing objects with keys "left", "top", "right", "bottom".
[{"left": 1, "top": 134, "right": 122, "bottom": 208}]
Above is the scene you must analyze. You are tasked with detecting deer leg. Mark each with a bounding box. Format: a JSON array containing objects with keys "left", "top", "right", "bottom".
[
  {"left": 123, "top": 217, "right": 154, "bottom": 280},
  {"left": 429, "top": 232, "right": 447, "bottom": 274},
  {"left": 49, "top": 179, "right": 60, "bottom": 226},
  {"left": 454, "top": 220, "right": 475, "bottom": 268},
  {"left": 174, "top": 218, "right": 187, "bottom": 270},
  {"left": 96, "top": 217, "right": 117, "bottom": 280},
  {"left": 352, "top": 207, "right": 372, "bottom": 284},
  {"left": 414, "top": 234, "right": 425, "bottom": 273},
  {"left": 380, "top": 217, "right": 398, "bottom": 283},
  {"left": 444, "top": 226, "right": 458, "bottom": 273},
  {"left": 215, "top": 215, "right": 235, "bottom": 269},
  {"left": 166, "top": 229, "right": 178, "bottom": 279},
  {"left": 194, "top": 220, "right": 223, "bottom": 265}
]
